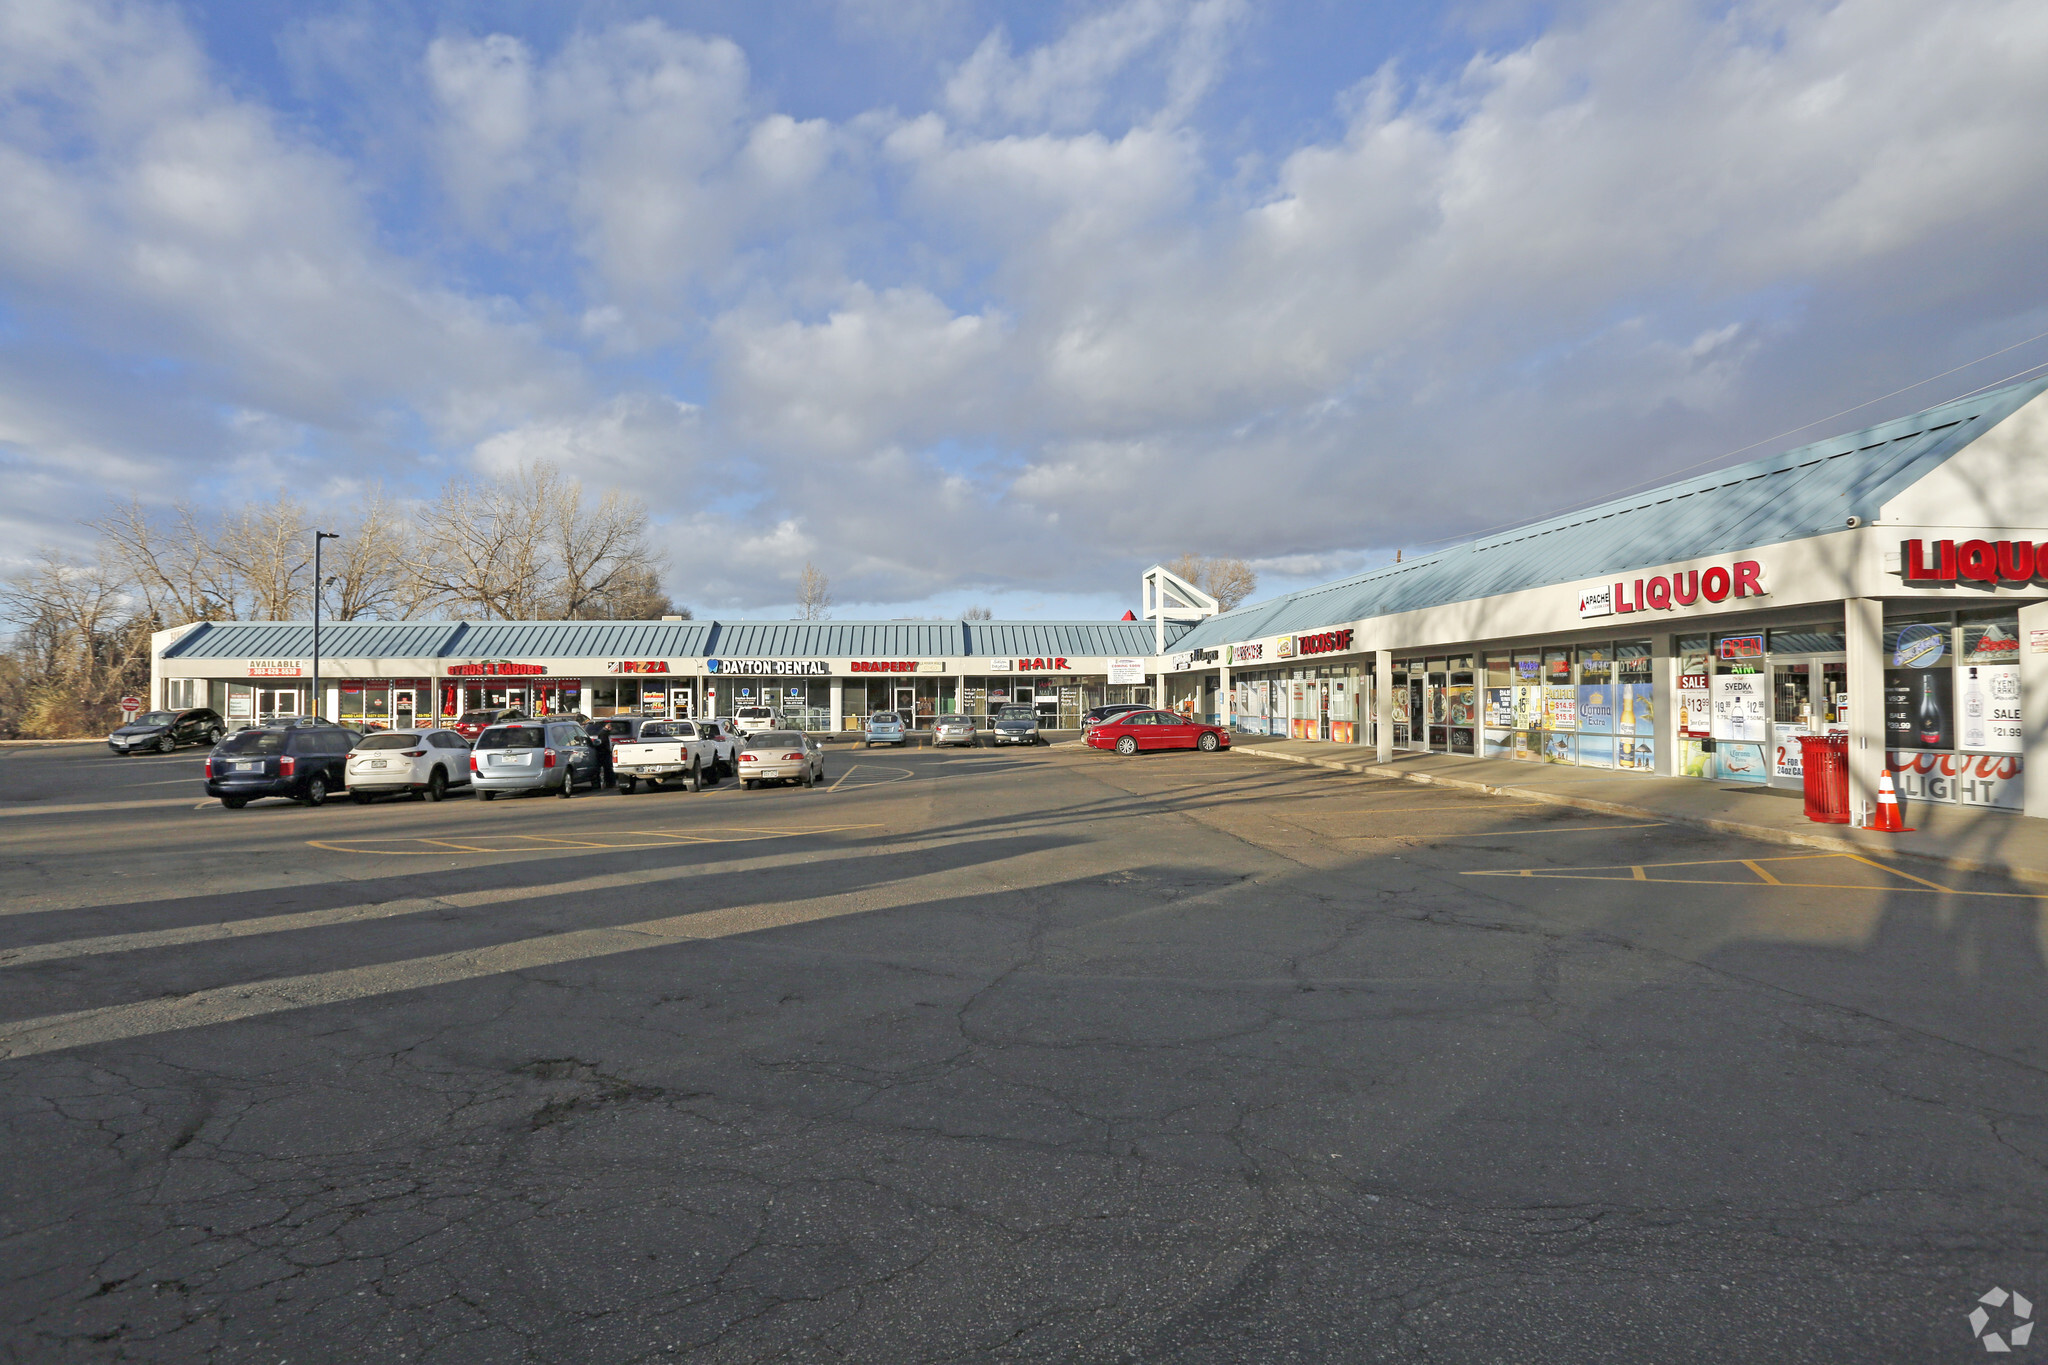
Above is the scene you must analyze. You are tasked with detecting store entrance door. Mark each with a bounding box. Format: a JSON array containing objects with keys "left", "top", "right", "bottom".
[
  {"left": 669, "top": 687, "right": 693, "bottom": 718},
  {"left": 258, "top": 689, "right": 300, "bottom": 725},
  {"left": 393, "top": 689, "right": 416, "bottom": 729},
  {"left": 1408, "top": 677, "right": 1426, "bottom": 751},
  {"left": 893, "top": 686, "right": 915, "bottom": 716},
  {"left": 1768, "top": 655, "right": 1846, "bottom": 789}
]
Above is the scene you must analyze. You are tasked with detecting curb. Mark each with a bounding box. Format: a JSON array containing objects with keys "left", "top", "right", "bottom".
[
  {"left": 0, "top": 738, "right": 104, "bottom": 747},
  {"left": 1231, "top": 744, "right": 2048, "bottom": 890}
]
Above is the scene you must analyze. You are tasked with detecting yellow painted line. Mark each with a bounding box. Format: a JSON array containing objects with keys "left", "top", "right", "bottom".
[
  {"left": 827, "top": 764, "right": 861, "bottom": 792},
  {"left": 1743, "top": 859, "right": 1782, "bottom": 885},
  {"left": 1632, "top": 865, "right": 1647, "bottom": 880},
  {"left": 1464, "top": 868, "right": 2048, "bottom": 898},
  {"left": 1841, "top": 851, "right": 1954, "bottom": 892}
]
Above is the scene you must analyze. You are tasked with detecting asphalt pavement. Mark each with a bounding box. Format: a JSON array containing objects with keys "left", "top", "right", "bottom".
[{"left": 2, "top": 738, "right": 2045, "bottom": 1362}]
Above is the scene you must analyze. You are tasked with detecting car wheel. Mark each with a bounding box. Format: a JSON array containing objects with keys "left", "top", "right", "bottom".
[
  {"left": 425, "top": 769, "right": 446, "bottom": 802},
  {"left": 207, "top": 728, "right": 222, "bottom": 745},
  {"left": 743, "top": 779, "right": 756, "bottom": 791},
  {"left": 159, "top": 734, "right": 176, "bottom": 754},
  {"left": 620, "top": 776, "right": 638, "bottom": 794},
  {"left": 802, "top": 763, "right": 815, "bottom": 789},
  {"left": 479, "top": 790, "right": 495, "bottom": 802},
  {"left": 559, "top": 771, "right": 574, "bottom": 798},
  {"left": 351, "top": 790, "right": 373, "bottom": 805},
  {"left": 1198, "top": 731, "right": 1220, "bottom": 752},
  {"left": 1115, "top": 736, "right": 1138, "bottom": 756},
  {"left": 686, "top": 762, "right": 702, "bottom": 793},
  {"left": 302, "top": 776, "right": 329, "bottom": 806},
  {"left": 221, "top": 796, "right": 247, "bottom": 809}
]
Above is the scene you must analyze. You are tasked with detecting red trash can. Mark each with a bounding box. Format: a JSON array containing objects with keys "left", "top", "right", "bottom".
[{"left": 1799, "top": 734, "right": 1850, "bottom": 823}]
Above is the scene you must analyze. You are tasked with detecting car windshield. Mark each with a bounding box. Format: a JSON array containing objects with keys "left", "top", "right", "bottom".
[
  {"left": 869, "top": 712, "right": 899, "bottom": 724},
  {"left": 357, "top": 732, "right": 423, "bottom": 750},
  {"left": 458, "top": 710, "right": 498, "bottom": 724},
  {"left": 640, "top": 722, "right": 693, "bottom": 739},
  {"left": 216, "top": 730, "right": 285, "bottom": 755},
  {"left": 475, "top": 725, "right": 545, "bottom": 750},
  {"left": 134, "top": 711, "right": 177, "bottom": 725},
  {"left": 748, "top": 731, "right": 802, "bottom": 748},
  {"left": 997, "top": 706, "right": 1034, "bottom": 720},
  {"left": 591, "top": 719, "right": 635, "bottom": 737}
]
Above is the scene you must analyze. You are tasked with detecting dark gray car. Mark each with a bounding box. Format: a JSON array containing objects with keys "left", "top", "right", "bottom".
[{"left": 109, "top": 707, "right": 224, "bottom": 755}]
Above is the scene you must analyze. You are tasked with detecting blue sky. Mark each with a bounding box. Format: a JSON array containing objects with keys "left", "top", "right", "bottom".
[{"left": 2, "top": 0, "right": 2045, "bottom": 620}]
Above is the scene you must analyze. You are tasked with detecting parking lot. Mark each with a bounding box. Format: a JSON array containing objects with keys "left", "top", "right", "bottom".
[{"left": 4, "top": 738, "right": 2047, "bottom": 1361}]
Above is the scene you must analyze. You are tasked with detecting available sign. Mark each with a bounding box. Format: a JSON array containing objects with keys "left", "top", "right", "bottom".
[
  {"left": 1902, "top": 538, "right": 2047, "bottom": 584},
  {"left": 247, "top": 659, "right": 305, "bottom": 677}
]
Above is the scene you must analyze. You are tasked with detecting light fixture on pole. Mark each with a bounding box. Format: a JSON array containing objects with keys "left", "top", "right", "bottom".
[{"left": 313, "top": 531, "right": 340, "bottom": 722}]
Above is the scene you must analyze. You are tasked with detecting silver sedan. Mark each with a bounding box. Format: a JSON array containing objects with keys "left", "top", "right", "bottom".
[
  {"left": 738, "top": 731, "right": 825, "bottom": 789},
  {"left": 932, "top": 715, "right": 979, "bottom": 747}
]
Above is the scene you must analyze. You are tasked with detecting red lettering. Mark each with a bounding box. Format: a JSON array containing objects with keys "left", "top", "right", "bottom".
[
  {"left": 1997, "top": 540, "right": 2036, "bottom": 582},
  {"left": 1903, "top": 539, "right": 1938, "bottom": 581},
  {"left": 1673, "top": 570, "right": 1699, "bottom": 605},
  {"left": 1937, "top": 539, "right": 1957, "bottom": 580},
  {"left": 1957, "top": 539, "right": 1997, "bottom": 584},
  {"left": 1614, "top": 582, "right": 1634, "bottom": 613},
  {"left": 1700, "top": 566, "right": 1731, "bottom": 602},
  {"left": 1733, "top": 560, "right": 1763, "bottom": 597},
  {"left": 1645, "top": 576, "right": 1672, "bottom": 610},
  {"left": 1055, "top": 657, "right": 1068, "bottom": 670}
]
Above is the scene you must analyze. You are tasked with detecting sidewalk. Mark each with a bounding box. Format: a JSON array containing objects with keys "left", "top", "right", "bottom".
[{"left": 1230, "top": 734, "right": 2048, "bottom": 887}]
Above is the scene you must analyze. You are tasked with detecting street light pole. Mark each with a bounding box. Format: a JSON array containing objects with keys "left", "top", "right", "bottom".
[{"left": 313, "top": 531, "right": 340, "bottom": 722}]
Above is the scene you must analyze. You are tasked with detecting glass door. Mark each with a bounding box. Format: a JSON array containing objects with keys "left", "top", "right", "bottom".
[
  {"left": 393, "top": 689, "right": 416, "bottom": 729},
  {"left": 258, "top": 688, "right": 300, "bottom": 724},
  {"left": 669, "top": 686, "right": 694, "bottom": 718}
]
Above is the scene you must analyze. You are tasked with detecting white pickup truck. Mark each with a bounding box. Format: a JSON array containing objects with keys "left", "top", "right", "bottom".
[{"left": 612, "top": 720, "right": 719, "bottom": 793}]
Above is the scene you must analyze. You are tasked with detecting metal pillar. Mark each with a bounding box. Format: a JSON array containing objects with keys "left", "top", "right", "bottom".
[
  {"left": 1845, "top": 597, "right": 1885, "bottom": 827},
  {"left": 311, "top": 530, "right": 339, "bottom": 722},
  {"left": 1375, "top": 649, "right": 1394, "bottom": 763},
  {"left": 1652, "top": 632, "right": 1677, "bottom": 776}
]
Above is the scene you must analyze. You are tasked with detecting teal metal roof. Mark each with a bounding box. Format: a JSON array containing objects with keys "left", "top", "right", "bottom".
[
  {"left": 708, "top": 621, "right": 967, "bottom": 658},
  {"left": 967, "top": 622, "right": 1161, "bottom": 656},
  {"left": 1172, "top": 375, "right": 2048, "bottom": 651},
  {"left": 161, "top": 620, "right": 462, "bottom": 660},
  {"left": 449, "top": 620, "right": 714, "bottom": 658}
]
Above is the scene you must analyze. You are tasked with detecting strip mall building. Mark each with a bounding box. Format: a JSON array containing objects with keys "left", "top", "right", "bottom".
[{"left": 151, "top": 376, "right": 2048, "bottom": 823}]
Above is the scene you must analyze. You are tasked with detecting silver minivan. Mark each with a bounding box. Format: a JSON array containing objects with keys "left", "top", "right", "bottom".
[{"left": 472, "top": 720, "right": 600, "bottom": 801}]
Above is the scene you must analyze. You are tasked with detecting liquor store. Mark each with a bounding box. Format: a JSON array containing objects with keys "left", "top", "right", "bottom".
[{"left": 1160, "top": 374, "right": 2048, "bottom": 825}]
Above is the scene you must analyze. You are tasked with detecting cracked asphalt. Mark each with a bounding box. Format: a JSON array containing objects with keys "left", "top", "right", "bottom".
[{"left": 2, "top": 738, "right": 2046, "bottom": 1362}]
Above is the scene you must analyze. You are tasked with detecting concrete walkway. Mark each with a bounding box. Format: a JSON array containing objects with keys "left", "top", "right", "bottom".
[{"left": 1230, "top": 733, "right": 2048, "bottom": 887}]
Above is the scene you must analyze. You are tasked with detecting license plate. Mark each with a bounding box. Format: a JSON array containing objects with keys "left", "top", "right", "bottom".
[
  {"left": 237, "top": 761, "right": 260, "bottom": 772},
  {"left": 370, "top": 759, "right": 388, "bottom": 769}
]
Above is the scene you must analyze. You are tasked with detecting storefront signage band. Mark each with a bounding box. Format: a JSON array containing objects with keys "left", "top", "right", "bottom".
[
  {"left": 1232, "top": 643, "right": 1262, "bottom": 663},
  {"left": 246, "top": 659, "right": 305, "bottom": 677},
  {"left": 706, "top": 659, "right": 831, "bottom": 676},
  {"left": 1171, "top": 647, "right": 1221, "bottom": 671},
  {"left": 1903, "top": 538, "right": 2046, "bottom": 584},
  {"left": 446, "top": 661, "right": 545, "bottom": 677},
  {"left": 1586, "top": 560, "right": 1766, "bottom": 618},
  {"left": 606, "top": 660, "right": 671, "bottom": 674},
  {"left": 987, "top": 658, "right": 1071, "bottom": 673},
  {"left": 849, "top": 661, "right": 942, "bottom": 673}
]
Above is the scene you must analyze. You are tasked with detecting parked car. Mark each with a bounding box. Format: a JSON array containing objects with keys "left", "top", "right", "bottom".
[
  {"left": 344, "top": 728, "right": 472, "bottom": 803},
  {"left": 588, "top": 715, "right": 656, "bottom": 755},
  {"left": 697, "top": 718, "right": 739, "bottom": 779},
  {"left": 863, "top": 711, "right": 907, "bottom": 747},
  {"left": 205, "top": 723, "right": 364, "bottom": 807},
  {"left": 1085, "top": 709, "right": 1231, "bottom": 756},
  {"left": 738, "top": 730, "right": 824, "bottom": 789},
  {"left": 990, "top": 704, "right": 1041, "bottom": 746},
  {"left": 731, "top": 705, "right": 778, "bottom": 737},
  {"left": 108, "top": 707, "right": 224, "bottom": 755},
  {"left": 1081, "top": 703, "right": 1150, "bottom": 730},
  {"left": 470, "top": 719, "right": 599, "bottom": 800},
  {"left": 453, "top": 707, "right": 527, "bottom": 740},
  {"left": 612, "top": 719, "right": 719, "bottom": 793},
  {"left": 931, "top": 715, "right": 979, "bottom": 748}
]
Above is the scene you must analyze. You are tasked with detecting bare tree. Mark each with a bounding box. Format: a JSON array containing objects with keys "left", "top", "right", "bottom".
[
  {"left": 962, "top": 604, "right": 992, "bottom": 620},
  {"left": 591, "top": 565, "right": 686, "bottom": 619},
  {"left": 1164, "top": 553, "right": 1258, "bottom": 612},
  {"left": 796, "top": 561, "right": 831, "bottom": 620},
  {"left": 213, "top": 496, "right": 312, "bottom": 620},
  {"left": 413, "top": 468, "right": 557, "bottom": 619},
  {"left": 95, "top": 500, "right": 231, "bottom": 622},
  {"left": 548, "top": 475, "right": 656, "bottom": 619},
  {"left": 321, "top": 487, "right": 414, "bottom": 621},
  {"left": 0, "top": 548, "right": 142, "bottom": 733}
]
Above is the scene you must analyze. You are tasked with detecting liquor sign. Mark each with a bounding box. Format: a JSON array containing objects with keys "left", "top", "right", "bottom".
[
  {"left": 1902, "top": 538, "right": 2046, "bottom": 584},
  {"left": 446, "top": 661, "right": 545, "bottom": 677},
  {"left": 247, "top": 659, "right": 305, "bottom": 677},
  {"left": 706, "top": 659, "right": 831, "bottom": 676},
  {"left": 1295, "top": 629, "right": 1354, "bottom": 657},
  {"left": 607, "top": 660, "right": 671, "bottom": 674},
  {"left": 1232, "top": 643, "right": 1262, "bottom": 663},
  {"left": 1108, "top": 658, "right": 1146, "bottom": 685},
  {"left": 1601, "top": 560, "right": 1766, "bottom": 615}
]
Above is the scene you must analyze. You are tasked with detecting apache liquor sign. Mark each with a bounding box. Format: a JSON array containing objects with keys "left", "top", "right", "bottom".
[
  {"left": 1902, "top": 538, "right": 2048, "bottom": 585},
  {"left": 1582, "top": 560, "right": 1765, "bottom": 618}
]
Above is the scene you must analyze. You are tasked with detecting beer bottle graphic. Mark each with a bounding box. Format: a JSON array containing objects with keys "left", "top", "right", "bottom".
[
  {"left": 1916, "top": 673, "right": 1943, "bottom": 746},
  {"left": 1962, "top": 666, "right": 1986, "bottom": 749}
]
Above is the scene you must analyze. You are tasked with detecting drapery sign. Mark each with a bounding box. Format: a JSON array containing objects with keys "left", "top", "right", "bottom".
[
  {"left": 1108, "top": 658, "right": 1146, "bottom": 686},
  {"left": 1710, "top": 672, "right": 1767, "bottom": 742}
]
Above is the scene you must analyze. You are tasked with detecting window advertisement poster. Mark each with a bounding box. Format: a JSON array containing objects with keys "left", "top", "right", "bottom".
[
  {"left": 1773, "top": 728, "right": 1806, "bottom": 781},
  {"left": 1577, "top": 734, "right": 1616, "bottom": 769},
  {"left": 1576, "top": 684, "right": 1616, "bottom": 734},
  {"left": 1619, "top": 682, "right": 1655, "bottom": 735},
  {"left": 1483, "top": 729, "right": 1513, "bottom": 758},
  {"left": 1710, "top": 671, "right": 1767, "bottom": 741},
  {"left": 1618, "top": 736, "right": 1655, "bottom": 771},
  {"left": 1544, "top": 733, "right": 1576, "bottom": 764},
  {"left": 1513, "top": 684, "right": 1543, "bottom": 730},
  {"left": 1677, "top": 655, "right": 1712, "bottom": 738},
  {"left": 1515, "top": 729, "right": 1541, "bottom": 761},
  {"left": 1678, "top": 738, "right": 1712, "bottom": 778},
  {"left": 1717, "top": 741, "right": 1768, "bottom": 783},
  {"left": 1885, "top": 752, "right": 2023, "bottom": 810},
  {"left": 1884, "top": 668, "right": 1953, "bottom": 750},
  {"left": 1959, "top": 664, "right": 2022, "bottom": 753},
  {"left": 1544, "top": 686, "right": 1578, "bottom": 731},
  {"left": 1485, "top": 688, "right": 1514, "bottom": 728}
]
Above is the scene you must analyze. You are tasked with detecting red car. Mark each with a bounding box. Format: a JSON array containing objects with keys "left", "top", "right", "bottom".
[{"left": 1085, "top": 709, "right": 1231, "bottom": 755}]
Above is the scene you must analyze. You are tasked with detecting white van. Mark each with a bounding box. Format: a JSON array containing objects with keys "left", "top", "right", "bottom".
[{"left": 732, "top": 705, "right": 777, "bottom": 737}]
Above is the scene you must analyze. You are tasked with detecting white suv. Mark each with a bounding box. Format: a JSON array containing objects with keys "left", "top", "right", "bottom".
[
  {"left": 344, "top": 728, "right": 473, "bottom": 803},
  {"left": 732, "top": 705, "right": 777, "bottom": 737}
]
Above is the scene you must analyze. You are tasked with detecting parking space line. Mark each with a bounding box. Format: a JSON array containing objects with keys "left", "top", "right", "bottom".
[
  {"left": 1337, "top": 821, "right": 1666, "bottom": 840},
  {"left": 307, "top": 823, "right": 880, "bottom": 856},
  {"left": 827, "top": 765, "right": 861, "bottom": 792},
  {"left": 1467, "top": 851, "right": 2048, "bottom": 898}
]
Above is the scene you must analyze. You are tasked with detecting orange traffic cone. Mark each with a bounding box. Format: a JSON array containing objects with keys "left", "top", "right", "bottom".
[{"left": 1866, "top": 769, "right": 1914, "bottom": 833}]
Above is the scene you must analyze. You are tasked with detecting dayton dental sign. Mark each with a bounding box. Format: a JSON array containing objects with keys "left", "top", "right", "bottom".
[{"left": 1582, "top": 561, "right": 1765, "bottom": 618}]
